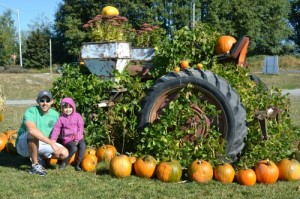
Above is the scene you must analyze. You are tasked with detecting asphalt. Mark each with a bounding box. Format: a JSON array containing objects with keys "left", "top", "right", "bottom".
[{"left": 4, "top": 89, "right": 300, "bottom": 106}]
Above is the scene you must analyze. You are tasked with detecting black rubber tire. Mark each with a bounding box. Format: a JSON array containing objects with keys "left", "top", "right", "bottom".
[
  {"left": 138, "top": 69, "right": 247, "bottom": 161},
  {"left": 249, "top": 74, "right": 268, "bottom": 90}
]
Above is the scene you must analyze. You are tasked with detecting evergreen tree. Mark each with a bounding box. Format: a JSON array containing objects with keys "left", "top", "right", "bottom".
[
  {"left": 22, "top": 17, "right": 52, "bottom": 68},
  {"left": 290, "top": 0, "right": 300, "bottom": 52}
]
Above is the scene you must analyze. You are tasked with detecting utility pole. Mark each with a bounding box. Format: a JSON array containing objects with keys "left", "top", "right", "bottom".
[{"left": 0, "top": 3, "right": 23, "bottom": 67}]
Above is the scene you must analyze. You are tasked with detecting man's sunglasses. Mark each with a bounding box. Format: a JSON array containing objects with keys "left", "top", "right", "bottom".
[{"left": 39, "top": 99, "right": 51, "bottom": 103}]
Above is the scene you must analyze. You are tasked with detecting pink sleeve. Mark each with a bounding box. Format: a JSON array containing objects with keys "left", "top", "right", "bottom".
[
  {"left": 75, "top": 113, "right": 84, "bottom": 142},
  {"left": 50, "top": 118, "right": 63, "bottom": 141}
]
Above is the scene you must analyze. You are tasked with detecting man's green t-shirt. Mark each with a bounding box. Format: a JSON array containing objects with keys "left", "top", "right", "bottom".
[{"left": 17, "top": 106, "right": 59, "bottom": 143}]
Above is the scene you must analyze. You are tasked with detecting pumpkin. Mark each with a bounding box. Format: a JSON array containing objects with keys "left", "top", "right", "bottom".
[
  {"left": 0, "top": 133, "right": 8, "bottom": 151},
  {"left": 82, "top": 156, "right": 97, "bottom": 172},
  {"left": 102, "top": 6, "right": 119, "bottom": 17},
  {"left": 68, "top": 151, "right": 79, "bottom": 165},
  {"left": 277, "top": 158, "right": 300, "bottom": 181},
  {"left": 236, "top": 167, "right": 257, "bottom": 186},
  {"left": 84, "top": 146, "right": 97, "bottom": 157},
  {"left": 85, "top": 154, "right": 98, "bottom": 163},
  {"left": 46, "top": 158, "right": 58, "bottom": 166},
  {"left": 215, "top": 36, "right": 237, "bottom": 55},
  {"left": 213, "top": 162, "right": 235, "bottom": 183},
  {"left": 255, "top": 159, "right": 279, "bottom": 184},
  {"left": 134, "top": 155, "right": 157, "bottom": 179},
  {"left": 4, "top": 129, "right": 17, "bottom": 139},
  {"left": 96, "top": 144, "right": 117, "bottom": 162},
  {"left": 187, "top": 160, "right": 213, "bottom": 183},
  {"left": 110, "top": 154, "right": 132, "bottom": 178},
  {"left": 156, "top": 159, "right": 182, "bottom": 183}
]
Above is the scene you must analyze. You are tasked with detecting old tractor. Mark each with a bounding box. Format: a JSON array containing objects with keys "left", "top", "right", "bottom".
[{"left": 81, "top": 35, "right": 270, "bottom": 162}]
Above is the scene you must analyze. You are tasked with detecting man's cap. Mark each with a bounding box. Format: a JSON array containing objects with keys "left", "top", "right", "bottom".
[{"left": 37, "top": 90, "right": 53, "bottom": 101}]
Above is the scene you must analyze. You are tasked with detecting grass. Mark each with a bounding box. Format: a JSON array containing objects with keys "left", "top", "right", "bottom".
[
  {"left": 0, "top": 151, "right": 299, "bottom": 199},
  {"left": 0, "top": 58, "right": 300, "bottom": 198}
]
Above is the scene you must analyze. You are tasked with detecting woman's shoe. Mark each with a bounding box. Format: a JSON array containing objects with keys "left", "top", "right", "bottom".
[{"left": 75, "top": 166, "right": 82, "bottom": 171}]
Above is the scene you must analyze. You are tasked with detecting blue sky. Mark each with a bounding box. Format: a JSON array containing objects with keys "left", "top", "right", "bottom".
[{"left": 0, "top": 0, "right": 62, "bottom": 31}]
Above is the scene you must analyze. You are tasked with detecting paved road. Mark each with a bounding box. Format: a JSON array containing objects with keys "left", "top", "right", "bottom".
[{"left": 4, "top": 89, "right": 300, "bottom": 106}]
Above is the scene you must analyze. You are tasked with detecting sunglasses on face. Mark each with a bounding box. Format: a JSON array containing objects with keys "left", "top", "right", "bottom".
[{"left": 39, "top": 99, "right": 50, "bottom": 103}]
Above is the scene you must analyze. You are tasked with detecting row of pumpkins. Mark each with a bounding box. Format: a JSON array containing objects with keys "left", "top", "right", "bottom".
[
  {"left": 1, "top": 130, "right": 300, "bottom": 185},
  {"left": 61, "top": 144, "right": 300, "bottom": 186}
]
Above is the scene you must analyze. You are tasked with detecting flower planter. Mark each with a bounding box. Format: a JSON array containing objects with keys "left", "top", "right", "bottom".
[{"left": 81, "top": 42, "right": 131, "bottom": 79}]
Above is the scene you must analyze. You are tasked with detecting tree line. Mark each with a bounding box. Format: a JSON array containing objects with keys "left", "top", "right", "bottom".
[{"left": 0, "top": 0, "right": 300, "bottom": 68}]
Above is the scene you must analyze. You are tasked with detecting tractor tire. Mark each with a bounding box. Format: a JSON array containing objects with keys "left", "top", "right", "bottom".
[
  {"left": 249, "top": 74, "right": 268, "bottom": 90},
  {"left": 138, "top": 69, "right": 247, "bottom": 162}
]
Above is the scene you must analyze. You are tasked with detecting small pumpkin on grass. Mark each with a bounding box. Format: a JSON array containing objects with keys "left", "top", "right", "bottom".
[
  {"left": 213, "top": 162, "right": 235, "bottom": 183},
  {"left": 82, "top": 156, "right": 97, "bottom": 172},
  {"left": 276, "top": 158, "right": 300, "bottom": 181},
  {"left": 236, "top": 165, "right": 257, "bottom": 186},
  {"left": 255, "top": 159, "right": 279, "bottom": 184},
  {"left": 156, "top": 159, "right": 182, "bottom": 183},
  {"left": 134, "top": 155, "right": 157, "bottom": 179},
  {"left": 110, "top": 154, "right": 132, "bottom": 178},
  {"left": 187, "top": 159, "right": 213, "bottom": 183},
  {"left": 0, "top": 133, "right": 8, "bottom": 151}
]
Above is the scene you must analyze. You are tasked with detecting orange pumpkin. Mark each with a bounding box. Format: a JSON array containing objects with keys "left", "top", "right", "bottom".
[
  {"left": 213, "top": 162, "right": 235, "bottom": 183},
  {"left": 96, "top": 144, "right": 117, "bottom": 162},
  {"left": 110, "top": 154, "right": 132, "bottom": 178},
  {"left": 84, "top": 146, "right": 97, "bottom": 157},
  {"left": 277, "top": 158, "right": 300, "bottom": 181},
  {"left": 68, "top": 151, "right": 79, "bottom": 165},
  {"left": 187, "top": 160, "right": 213, "bottom": 183},
  {"left": 82, "top": 156, "right": 97, "bottom": 172},
  {"left": 236, "top": 167, "right": 257, "bottom": 186},
  {"left": 134, "top": 155, "right": 157, "bottom": 179},
  {"left": 85, "top": 154, "right": 98, "bottom": 163},
  {"left": 46, "top": 158, "right": 58, "bottom": 166},
  {"left": 215, "top": 36, "right": 237, "bottom": 54},
  {"left": 255, "top": 159, "right": 279, "bottom": 184},
  {"left": 0, "top": 133, "right": 8, "bottom": 151},
  {"left": 156, "top": 159, "right": 182, "bottom": 183},
  {"left": 4, "top": 129, "right": 17, "bottom": 139}
]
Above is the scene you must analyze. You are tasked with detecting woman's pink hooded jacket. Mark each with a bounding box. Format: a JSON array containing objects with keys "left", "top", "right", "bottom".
[{"left": 51, "top": 98, "right": 84, "bottom": 145}]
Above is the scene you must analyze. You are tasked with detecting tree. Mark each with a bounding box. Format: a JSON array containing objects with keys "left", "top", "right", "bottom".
[
  {"left": 0, "top": 10, "right": 17, "bottom": 66},
  {"left": 203, "top": 0, "right": 293, "bottom": 55},
  {"left": 290, "top": 0, "right": 300, "bottom": 52},
  {"left": 22, "top": 15, "right": 52, "bottom": 68}
]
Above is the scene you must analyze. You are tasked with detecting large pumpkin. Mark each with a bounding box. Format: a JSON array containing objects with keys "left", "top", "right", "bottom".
[
  {"left": 110, "top": 154, "right": 132, "bottom": 178},
  {"left": 82, "top": 156, "right": 97, "bottom": 172},
  {"left": 236, "top": 167, "right": 257, "bottom": 186},
  {"left": 0, "top": 133, "right": 8, "bottom": 151},
  {"left": 134, "top": 155, "right": 157, "bottom": 179},
  {"left": 215, "top": 36, "right": 237, "bottom": 55},
  {"left": 255, "top": 159, "right": 279, "bottom": 184},
  {"left": 96, "top": 144, "right": 117, "bottom": 162},
  {"left": 213, "top": 162, "right": 235, "bottom": 183},
  {"left": 187, "top": 160, "right": 213, "bottom": 183},
  {"left": 156, "top": 159, "right": 182, "bottom": 183},
  {"left": 102, "top": 6, "right": 119, "bottom": 17},
  {"left": 277, "top": 158, "right": 300, "bottom": 181}
]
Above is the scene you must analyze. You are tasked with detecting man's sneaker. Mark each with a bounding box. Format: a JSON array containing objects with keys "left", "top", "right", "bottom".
[
  {"left": 30, "top": 157, "right": 47, "bottom": 172},
  {"left": 29, "top": 163, "right": 47, "bottom": 176}
]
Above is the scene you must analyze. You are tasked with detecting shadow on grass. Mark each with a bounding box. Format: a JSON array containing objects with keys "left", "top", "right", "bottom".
[{"left": 0, "top": 150, "right": 31, "bottom": 170}]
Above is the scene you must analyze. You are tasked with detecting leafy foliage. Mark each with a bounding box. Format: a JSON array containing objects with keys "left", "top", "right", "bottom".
[{"left": 0, "top": 10, "right": 17, "bottom": 66}]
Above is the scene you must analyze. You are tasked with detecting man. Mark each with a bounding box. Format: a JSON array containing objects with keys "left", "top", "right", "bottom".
[{"left": 16, "top": 90, "right": 69, "bottom": 176}]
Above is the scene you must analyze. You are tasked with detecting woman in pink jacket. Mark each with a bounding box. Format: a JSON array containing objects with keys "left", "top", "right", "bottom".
[{"left": 51, "top": 97, "right": 86, "bottom": 171}]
